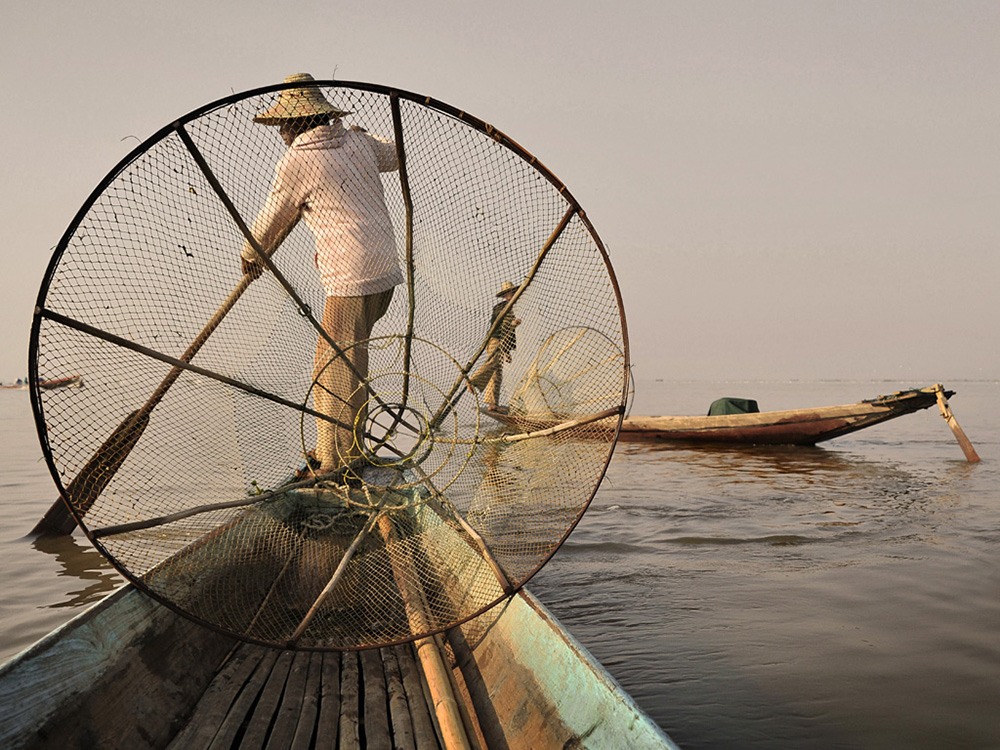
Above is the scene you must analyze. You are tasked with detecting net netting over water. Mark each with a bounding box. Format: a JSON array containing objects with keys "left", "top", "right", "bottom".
[{"left": 30, "top": 79, "right": 629, "bottom": 650}]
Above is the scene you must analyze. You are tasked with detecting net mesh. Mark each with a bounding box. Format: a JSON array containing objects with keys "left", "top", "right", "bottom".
[{"left": 31, "top": 80, "right": 629, "bottom": 650}]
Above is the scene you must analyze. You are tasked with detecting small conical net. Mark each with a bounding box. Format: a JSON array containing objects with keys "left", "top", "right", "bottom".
[{"left": 30, "top": 80, "right": 629, "bottom": 650}]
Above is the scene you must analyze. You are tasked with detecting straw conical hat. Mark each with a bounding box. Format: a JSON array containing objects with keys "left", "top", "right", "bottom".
[
  {"left": 496, "top": 280, "right": 517, "bottom": 297},
  {"left": 254, "top": 73, "right": 352, "bottom": 125}
]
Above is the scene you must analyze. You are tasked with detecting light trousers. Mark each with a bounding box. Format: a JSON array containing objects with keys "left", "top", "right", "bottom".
[
  {"left": 469, "top": 338, "right": 505, "bottom": 407},
  {"left": 313, "top": 288, "right": 394, "bottom": 470}
]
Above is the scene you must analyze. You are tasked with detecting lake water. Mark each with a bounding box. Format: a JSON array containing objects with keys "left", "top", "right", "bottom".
[{"left": 1, "top": 379, "right": 997, "bottom": 749}]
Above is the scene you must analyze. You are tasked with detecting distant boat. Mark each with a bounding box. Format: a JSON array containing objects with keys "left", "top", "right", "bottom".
[
  {"left": 37, "top": 375, "right": 83, "bottom": 390},
  {"left": 3, "top": 376, "right": 83, "bottom": 391},
  {"left": 492, "top": 384, "right": 956, "bottom": 447}
]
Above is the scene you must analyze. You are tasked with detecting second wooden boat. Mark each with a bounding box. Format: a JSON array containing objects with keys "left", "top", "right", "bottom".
[
  {"left": 494, "top": 384, "right": 957, "bottom": 447},
  {"left": 619, "top": 385, "right": 950, "bottom": 445},
  {"left": 1, "top": 375, "right": 82, "bottom": 391}
]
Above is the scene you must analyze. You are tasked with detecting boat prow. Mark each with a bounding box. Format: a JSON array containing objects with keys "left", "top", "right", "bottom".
[{"left": 0, "top": 582, "right": 676, "bottom": 749}]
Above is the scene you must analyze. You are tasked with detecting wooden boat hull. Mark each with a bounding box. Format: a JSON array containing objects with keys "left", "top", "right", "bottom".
[
  {"left": 622, "top": 386, "right": 948, "bottom": 445},
  {"left": 2, "top": 376, "right": 81, "bottom": 390},
  {"left": 494, "top": 386, "right": 950, "bottom": 446},
  {"left": 0, "top": 584, "right": 675, "bottom": 750},
  {"left": 36, "top": 375, "right": 83, "bottom": 390}
]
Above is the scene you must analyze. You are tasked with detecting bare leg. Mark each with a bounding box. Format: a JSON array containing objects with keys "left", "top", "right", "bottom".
[
  {"left": 314, "top": 289, "right": 393, "bottom": 471},
  {"left": 483, "top": 345, "right": 503, "bottom": 409},
  {"left": 469, "top": 339, "right": 504, "bottom": 409}
]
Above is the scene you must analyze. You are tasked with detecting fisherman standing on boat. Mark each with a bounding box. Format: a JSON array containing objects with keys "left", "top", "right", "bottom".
[
  {"left": 242, "top": 73, "right": 403, "bottom": 473},
  {"left": 469, "top": 281, "right": 521, "bottom": 414}
]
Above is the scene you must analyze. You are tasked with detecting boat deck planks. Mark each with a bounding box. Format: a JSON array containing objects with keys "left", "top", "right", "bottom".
[
  {"left": 163, "top": 643, "right": 441, "bottom": 750},
  {"left": 383, "top": 646, "right": 417, "bottom": 750},
  {"left": 167, "top": 646, "right": 274, "bottom": 748},
  {"left": 392, "top": 642, "right": 442, "bottom": 749},
  {"left": 340, "top": 651, "right": 361, "bottom": 749},
  {"left": 315, "top": 651, "right": 342, "bottom": 748}
]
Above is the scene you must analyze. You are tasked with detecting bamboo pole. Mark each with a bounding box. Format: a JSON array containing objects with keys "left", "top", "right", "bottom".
[
  {"left": 433, "top": 632, "right": 486, "bottom": 750},
  {"left": 390, "top": 93, "right": 417, "bottom": 412},
  {"left": 409, "top": 638, "right": 470, "bottom": 750},
  {"left": 377, "top": 514, "right": 471, "bottom": 750},
  {"left": 934, "top": 384, "right": 981, "bottom": 462},
  {"left": 493, "top": 406, "right": 622, "bottom": 444},
  {"left": 89, "top": 477, "right": 321, "bottom": 538}
]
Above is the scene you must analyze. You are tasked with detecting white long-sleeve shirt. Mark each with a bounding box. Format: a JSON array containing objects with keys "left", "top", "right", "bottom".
[{"left": 242, "top": 121, "right": 404, "bottom": 297}]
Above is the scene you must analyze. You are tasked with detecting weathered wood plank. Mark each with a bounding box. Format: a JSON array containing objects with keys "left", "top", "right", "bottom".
[
  {"left": 207, "top": 648, "right": 280, "bottom": 750},
  {"left": 394, "top": 643, "right": 440, "bottom": 750},
  {"left": 239, "top": 649, "right": 295, "bottom": 749},
  {"left": 265, "top": 650, "right": 313, "bottom": 749},
  {"left": 289, "top": 652, "right": 323, "bottom": 750},
  {"left": 166, "top": 643, "right": 264, "bottom": 749},
  {"left": 382, "top": 646, "right": 416, "bottom": 750},
  {"left": 339, "top": 651, "right": 360, "bottom": 750},
  {"left": 360, "top": 649, "right": 391, "bottom": 750},
  {"left": 314, "top": 652, "right": 341, "bottom": 748}
]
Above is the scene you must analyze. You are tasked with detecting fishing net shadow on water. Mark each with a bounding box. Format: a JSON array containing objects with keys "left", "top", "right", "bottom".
[{"left": 29, "top": 78, "right": 630, "bottom": 650}]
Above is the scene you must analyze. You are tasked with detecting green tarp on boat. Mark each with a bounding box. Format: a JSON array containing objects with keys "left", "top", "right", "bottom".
[{"left": 707, "top": 397, "right": 760, "bottom": 416}]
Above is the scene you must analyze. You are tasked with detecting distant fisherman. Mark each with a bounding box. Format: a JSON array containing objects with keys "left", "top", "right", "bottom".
[{"left": 469, "top": 280, "right": 521, "bottom": 414}]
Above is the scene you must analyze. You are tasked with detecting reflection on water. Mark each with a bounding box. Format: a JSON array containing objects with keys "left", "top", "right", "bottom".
[
  {"left": 591, "top": 437, "right": 945, "bottom": 561},
  {"left": 30, "top": 532, "right": 120, "bottom": 608},
  {"left": 622, "top": 438, "right": 911, "bottom": 484}
]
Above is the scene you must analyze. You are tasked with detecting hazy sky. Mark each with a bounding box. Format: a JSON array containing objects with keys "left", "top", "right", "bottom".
[{"left": 3, "top": 1, "right": 997, "bottom": 384}]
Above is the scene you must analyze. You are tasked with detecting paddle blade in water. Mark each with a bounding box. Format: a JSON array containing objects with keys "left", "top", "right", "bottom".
[{"left": 31, "top": 410, "right": 149, "bottom": 536}]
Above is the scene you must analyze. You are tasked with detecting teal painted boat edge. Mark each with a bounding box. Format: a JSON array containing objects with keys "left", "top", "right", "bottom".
[
  {"left": 0, "top": 586, "right": 144, "bottom": 745},
  {"left": 0, "top": 584, "right": 235, "bottom": 749},
  {"left": 511, "top": 588, "right": 679, "bottom": 749}
]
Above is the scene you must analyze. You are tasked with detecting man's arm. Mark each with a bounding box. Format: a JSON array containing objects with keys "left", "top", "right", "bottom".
[{"left": 240, "top": 158, "right": 303, "bottom": 275}]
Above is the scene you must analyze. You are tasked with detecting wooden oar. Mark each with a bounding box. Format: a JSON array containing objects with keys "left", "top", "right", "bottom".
[
  {"left": 30, "top": 271, "right": 260, "bottom": 536},
  {"left": 934, "top": 384, "right": 981, "bottom": 463}
]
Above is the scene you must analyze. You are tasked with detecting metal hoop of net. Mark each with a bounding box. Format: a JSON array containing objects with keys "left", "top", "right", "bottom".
[{"left": 29, "top": 79, "right": 629, "bottom": 650}]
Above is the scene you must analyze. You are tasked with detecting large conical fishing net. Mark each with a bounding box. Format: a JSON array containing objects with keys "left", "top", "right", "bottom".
[{"left": 30, "top": 79, "right": 629, "bottom": 650}]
